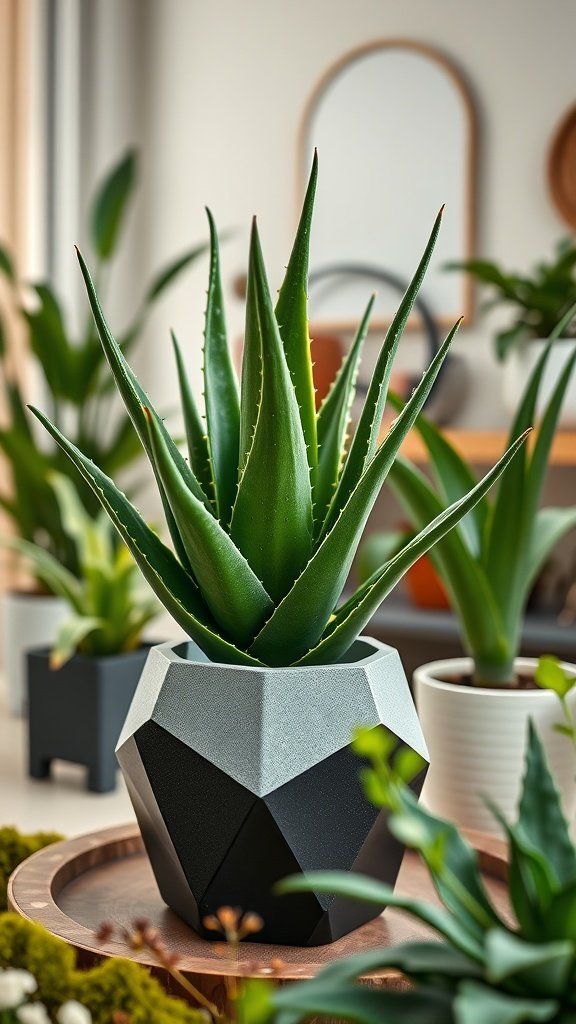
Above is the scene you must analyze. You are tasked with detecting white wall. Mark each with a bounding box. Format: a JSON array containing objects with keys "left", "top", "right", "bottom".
[{"left": 130, "top": 0, "right": 576, "bottom": 429}]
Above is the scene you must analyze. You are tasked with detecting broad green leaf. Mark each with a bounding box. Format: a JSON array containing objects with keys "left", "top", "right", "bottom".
[
  {"left": 484, "top": 928, "right": 574, "bottom": 996},
  {"left": 230, "top": 222, "right": 313, "bottom": 602},
  {"left": 272, "top": 982, "right": 453, "bottom": 1024},
  {"left": 30, "top": 407, "right": 266, "bottom": 667},
  {"left": 24, "top": 284, "right": 73, "bottom": 400},
  {"left": 453, "top": 981, "right": 558, "bottom": 1024},
  {"left": 171, "top": 331, "right": 213, "bottom": 500},
  {"left": 542, "top": 879, "right": 576, "bottom": 941},
  {"left": 275, "top": 151, "right": 318, "bottom": 484},
  {"left": 90, "top": 150, "right": 136, "bottom": 261},
  {"left": 277, "top": 872, "right": 483, "bottom": 961},
  {"left": 250, "top": 319, "right": 461, "bottom": 664},
  {"left": 297, "top": 434, "right": 528, "bottom": 667},
  {"left": 535, "top": 654, "right": 575, "bottom": 699},
  {"left": 145, "top": 409, "right": 273, "bottom": 645},
  {"left": 386, "top": 456, "right": 511, "bottom": 678},
  {"left": 314, "top": 295, "right": 374, "bottom": 532},
  {"left": 518, "top": 721, "right": 576, "bottom": 886},
  {"left": 303, "top": 941, "right": 481, "bottom": 987},
  {"left": 51, "top": 615, "right": 105, "bottom": 669},
  {"left": 321, "top": 207, "right": 444, "bottom": 537},
  {"left": 387, "top": 392, "right": 485, "bottom": 557},
  {"left": 0, "top": 535, "right": 83, "bottom": 611},
  {"left": 203, "top": 209, "right": 240, "bottom": 524}
]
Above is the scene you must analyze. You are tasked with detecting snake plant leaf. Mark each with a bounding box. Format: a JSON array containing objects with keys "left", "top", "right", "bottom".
[
  {"left": 171, "top": 331, "right": 214, "bottom": 501},
  {"left": 453, "top": 981, "right": 558, "bottom": 1024},
  {"left": 203, "top": 209, "right": 240, "bottom": 525},
  {"left": 275, "top": 151, "right": 318, "bottom": 484},
  {"left": 90, "top": 149, "right": 136, "bottom": 262},
  {"left": 314, "top": 295, "right": 374, "bottom": 533},
  {"left": 387, "top": 392, "right": 486, "bottom": 558},
  {"left": 250, "top": 320, "right": 460, "bottom": 664},
  {"left": 29, "top": 406, "right": 265, "bottom": 667},
  {"left": 484, "top": 929, "right": 575, "bottom": 995},
  {"left": 0, "top": 535, "right": 83, "bottom": 612},
  {"left": 145, "top": 408, "right": 273, "bottom": 645},
  {"left": 321, "top": 207, "right": 444, "bottom": 538},
  {"left": 524, "top": 507, "right": 576, "bottom": 597},
  {"left": 76, "top": 246, "right": 209, "bottom": 571},
  {"left": 144, "top": 240, "right": 211, "bottom": 305},
  {"left": 278, "top": 872, "right": 483, "bottom": 961},
  {"left": 24, "top": 285, "right": 72, "bottom": 400},
  {"left": 297, "top": 435, "right": 528, "bottom": 667},
  {"left": 518, "top": 721, "right": 576, "bottom": 887},
  {"left": 230, "top": 221, "right": 313, "bottom": 602}
]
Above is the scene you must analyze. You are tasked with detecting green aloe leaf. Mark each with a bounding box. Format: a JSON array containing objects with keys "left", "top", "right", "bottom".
[
  {"left": 145, "top": 408, "right": 273, "bottom": 645},
  {"left": 239, "top": 224, "right": 262, "bottom": 471},
  {"left": 249, "top": 320, "right": 460, "bottom": 664},
  {"left": 524, "top": 507, "right": 576, "bottom": 596},
  {"left": 29, "top": 407, "right": 266, "bottom": 667},
  {"left": 387, "top": 392, "right": 486, "bottom": 557},
  {"left": 275, "top": 151, "right": 318, "bottom": 485},
  {"left": 171, "top": 331, "right": 214, "bottom": 501},
  {"left": 90, "top": 149, "right": 136, "bottom": 261},
  {"left": 314, "top": 295, "right": 374, "bottom": 533},
  {"left": 297, "top": 434, "right": 528, "bottom": 666},
  {"left": 203, "top": 209, "right": 240, "bottom": 524},
  {"left": 278, "top": 872, "right": 483, "bottom": 961},
  {"left": 144, "top": 241, "right": 211, "bottom": 304},
  {"left": 321, "top": 207, "right": 444, "bottom": 538},
  {"left": 0, "top": 535, "right": 83, "bottom": 611},
  {"left": 51, "top": 616, "right": 105, "bottom": 669},
  {"left": 518, "top": 721, "right": 576, "bottom": 887},
  {"left": 272, "top": 983, "right": 452, "bottom": 1024},
  {"left": 484, "top": 929, "right": 574, "bottom": 996},
  {"left": 230, "top": 221, "right": 313, "bottom": 602},
  {"left": 302, "top": 941, "right": 481, "bottom": 987}
]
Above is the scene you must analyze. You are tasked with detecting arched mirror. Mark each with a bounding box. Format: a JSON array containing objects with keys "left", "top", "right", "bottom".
[{"left": 298, "top": 39, "right": 477, "bottom": 331}]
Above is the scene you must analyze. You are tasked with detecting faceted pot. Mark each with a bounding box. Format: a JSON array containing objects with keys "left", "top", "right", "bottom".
[
  {"left": 414, "top": 656, "right": 576, "bottom": 833},
  {"left": 116, "top": 636, "right": 428, "bottom": 947},
  {"left": 27, "top": 644, "right": 153, "bottom": 793}
]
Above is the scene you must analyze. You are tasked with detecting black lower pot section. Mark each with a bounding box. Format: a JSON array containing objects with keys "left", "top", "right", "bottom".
[
  {"left": 27, "top": 645, "right": 152, "bottom": 793},
  {"left": 116, "top": 639, "right": 429, "bottom": 946}
]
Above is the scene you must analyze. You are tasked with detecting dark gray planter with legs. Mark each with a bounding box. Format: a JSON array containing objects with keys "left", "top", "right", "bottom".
[
  {"left": 27, "top": 645, "right": 152, "bottom": 793},
  {"left": 116, "top": 636, "right": 428, "bottom": 945}
]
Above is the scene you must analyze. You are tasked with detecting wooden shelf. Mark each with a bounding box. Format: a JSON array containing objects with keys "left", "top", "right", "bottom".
[{"left": 379, "top": 427, "right": 576, "bottom": 466}]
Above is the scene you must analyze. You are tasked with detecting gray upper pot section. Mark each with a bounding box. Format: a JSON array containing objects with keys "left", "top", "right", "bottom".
[{"left": 117, "top": 637, "right": 428, "bottom": 797}]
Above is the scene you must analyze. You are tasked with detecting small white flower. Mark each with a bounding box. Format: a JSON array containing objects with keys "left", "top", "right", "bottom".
[
  {"left": 16, "top": 1002, "right": 51, "bottom": 1024},
  {"left": 57, "top": 1001, "right": 92, "bottom": 1024},
  {"left": 0, "top": 969, "right": 37, "bottom": 1009}
]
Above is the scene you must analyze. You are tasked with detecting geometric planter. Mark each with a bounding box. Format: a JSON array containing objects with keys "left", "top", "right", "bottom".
[
  {"left": 116, "top": 636, "right": 428, "bottom": 946},
  {"left": 27, "top": 645, "right": 152, "bottom": 793},
  {"left": 2, "top": 591, "right": 67, "bottom": 717},
  {"left": 414, "top": 656, "right": 576, "bottom": 833}
]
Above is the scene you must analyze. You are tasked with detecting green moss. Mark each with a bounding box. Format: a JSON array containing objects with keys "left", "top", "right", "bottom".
[
  {"left": 0, "top": 914, "right": 75, "bottom": 1009},
  {"left": 0, "top": 826, "right": 63, "bottom": 910}
]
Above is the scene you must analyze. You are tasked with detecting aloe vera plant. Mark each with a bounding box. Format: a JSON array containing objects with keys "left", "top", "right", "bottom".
[
  {"left": 0, "top": 150, "right": 208, "bottom": 577},
  {"left": 31, "top": 157, "right": 530, "bottom": 668},
  {"left": 276, "top": 722, "right": 576, "bottom": 1024},
  {"left": 377, "top": 310, "right": 576, "bottom": 685}
]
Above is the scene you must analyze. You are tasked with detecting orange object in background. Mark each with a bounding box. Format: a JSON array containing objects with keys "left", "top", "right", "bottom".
[
  {"left": 405, "top": 555, "right": 450, "bottom": 610},
  {"left": 310, "top": 333, "right": 345, "bottom": 408}
]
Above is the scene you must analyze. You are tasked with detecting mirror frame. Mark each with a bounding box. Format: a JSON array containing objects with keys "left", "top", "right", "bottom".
[{"left": 297, "top": 38, "right": 478, "bottom": 331}]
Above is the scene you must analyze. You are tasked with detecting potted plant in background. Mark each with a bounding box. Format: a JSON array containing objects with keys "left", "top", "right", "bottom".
[
  {"left": 32, "top": 155, "right": 528, "bottom": 944},
  {"left": 4, "top": 474, "right": 158, "bottom": 793},
  {"left": 379, "top": 327, "right": 576, "bottom": 832},
  {"left": 0, "top": 150, "right": 208, "bottom": 716},
  {"left": 449, "top": 240, "right": 576, "bottom": 426}
]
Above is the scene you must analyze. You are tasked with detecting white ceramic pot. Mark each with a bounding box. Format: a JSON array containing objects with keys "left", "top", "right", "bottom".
[
  {"left": 414, "top": 656, "right": 576, "bottom": 833},
  {"left": 1, "top": 591, "right": 68, "bottom": 717},
  {"left": 503, "top": 337, "right": 576, "bottom": 428}
]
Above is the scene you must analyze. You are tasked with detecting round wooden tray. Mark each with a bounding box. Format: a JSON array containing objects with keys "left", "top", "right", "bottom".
[{"left": 8, "top": 824, "right": 507, "bottom": 999}]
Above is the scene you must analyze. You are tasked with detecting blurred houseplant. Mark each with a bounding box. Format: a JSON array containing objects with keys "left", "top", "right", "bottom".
[
  {"left": 32, "top": 154, "right": 528, "bottom": 942},
  {"left": 275, "top": 721, "right": 576, "bottom": 1024},
  {"left": 5, "top": 474, "right": 157, "bottom": 793},
  {"left": 449, "top": 240, "right": 576, "bottom": 426},
  {"left": 0, "top": 149, "right": 208, "bottom": 715},
  {"left": 376, "top": 328, "right": 576, "bottom": 831}
]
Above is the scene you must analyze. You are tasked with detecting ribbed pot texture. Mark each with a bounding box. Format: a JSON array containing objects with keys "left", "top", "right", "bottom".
[{"left": 414, "top": 657, "right": 576, "bottom": 834}]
